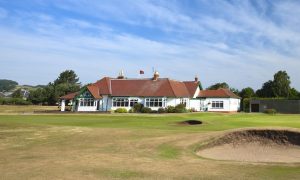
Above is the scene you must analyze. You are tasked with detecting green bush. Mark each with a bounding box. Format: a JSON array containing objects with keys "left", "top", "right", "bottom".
[
  {"left": 128, "top": 108, "right": 134, "bottom": 113},
  {"left": 141, "top": 107, "right": 152, "bottom": 113},
  {"left": 166, "top": 106, "right": 176, "bottom": 113},
  {"left": 114, "top": 108, "right": 128, "bottom": 113},
  {"left": 158, "top": 108, "right": 166, "bottom": 113},
  {"left": 133, "top": 103, "right": 143, "bottom": 113},
  {"left": 242, "top": 98, "right": 250, "bottom": 112},
  {"left": 151, "top": 110, "right": 158, "bottom": 113},
  {"left": 175, "top": 104, "right": 187, "bottom": 113},
  {"left": 264, "top": 109, "right": 277, "bottom": 114},
  {"left": 0, "top": 97, "right": 32, "bottom": 105}
]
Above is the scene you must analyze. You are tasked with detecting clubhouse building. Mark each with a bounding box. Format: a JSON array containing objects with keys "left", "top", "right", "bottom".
[{"left": 60, "top": 71, "right": 240, "bottom": 112}]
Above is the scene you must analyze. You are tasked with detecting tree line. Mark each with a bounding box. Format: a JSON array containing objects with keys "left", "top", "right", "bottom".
[
  {"left": 1, "top": 69, "right": 299, "bottom": 106},
  {"left": 206, "top": 70, "right": 300, "bottom": 112},
  {"left": 28, "top": 70, "right": 81, "bottom": 105}
]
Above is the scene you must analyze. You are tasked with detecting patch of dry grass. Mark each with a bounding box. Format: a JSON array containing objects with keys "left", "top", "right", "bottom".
[
  {"left": 0, "top": 105, "right": 58, "bottom": 114},
  {"left": 1, "top": 123, "right": 300, "bottom": 179}
]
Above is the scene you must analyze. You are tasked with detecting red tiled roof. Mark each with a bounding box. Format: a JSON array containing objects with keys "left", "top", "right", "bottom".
[
  {"left": 94, "top": 77, "right": 111, "bottom": 95},
  {"left": 183, "top": 81, "right": 200, "bottom": 97},
  {"left": 107, "top": 78, "right": 191, "bottom": 97},
  {"left": 61, "top": 77, "right": 200, "bottom": 99},
  {"left": 60, "top": 92, "right": 78, "bottom": 100},
  {"left": 198, "top": 88, "right": 240, "bottom": 99},
  {"left": 87, "top": 85, "right": 102, "bottom": 99}
]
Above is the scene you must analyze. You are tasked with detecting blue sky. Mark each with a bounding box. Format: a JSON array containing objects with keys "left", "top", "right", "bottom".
[{"left": 0, "top": 0, "right": 300, "bottom": 90}]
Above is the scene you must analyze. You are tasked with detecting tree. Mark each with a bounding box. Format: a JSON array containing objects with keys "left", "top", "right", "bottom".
[
  {"left": 0, "top": 79, "right": 18, "bottom": 92},
  {"left": 256, "top": 70, "right": 292, "bottom": 98},
  {"left": 28, "top": 70, "right": 81, "bottom": 105},
  {"left": 54, "top": 70, "right": 80, "bottom": 85},
  {"left": 256, "top": 80, "right": 274, "bottom": 97},
  {"left": 28, "top": 88, "right": 47, "bottom": 104},
  {"left": 239, "top": 87, "right": 255, "bottom": 98},
  {"left": 207, "top": 82, "right": 229, "bottom": 90},
  {"left": 11, "top": 89, "right": 23, "bottom": 98},
  {"left": 272, "top": 70, "right": 291, "bottom": 97},
  {"left": 289, "top": 88, "right": 300, "bottom": 99},
  {"left": 230, "top": 88, "right": 239, "bottom": 95}
]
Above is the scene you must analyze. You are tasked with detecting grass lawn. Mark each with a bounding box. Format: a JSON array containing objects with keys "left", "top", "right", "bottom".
[{"left": 0, "top": 106, "right": 300, "bottom": 179}]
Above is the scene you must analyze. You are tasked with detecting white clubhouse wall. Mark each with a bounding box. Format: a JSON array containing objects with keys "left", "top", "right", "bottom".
[{"left": 74, "top": 96, "right": 240, "bottom": 112}]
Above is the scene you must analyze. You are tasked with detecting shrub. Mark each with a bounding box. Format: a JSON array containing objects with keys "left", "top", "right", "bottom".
[
  {"left": 175, "top": 104, "right": 187, "bottom": 113},
  {"left": 114, "top": 108, "right": 128, "bottom": 113},
  {"left": 133, "top": 103, "right": 143, "bottom": 113},
  {"left": 141, "top": 107, "right": 152, "bottom": 113},
  {"left": 166, "top": 106, "right": 176, "bottom": 113},
  {"left": 128, "top": 108, "right": 134, "bottom": 113},
  {"left": 189, "top": 108, "right": 197, "bottom": 112},
  {"left": 0, "top": 97, "right": 32, "bottom": 105},
  {"left": 151, "top": 110, "right": 158, "bottom": 113},
  {"left": 264, "top": 109, "right": 277, "bottom": 114},
  {"left": 158, "top": 108, "right": 166, "bottom": 113}
]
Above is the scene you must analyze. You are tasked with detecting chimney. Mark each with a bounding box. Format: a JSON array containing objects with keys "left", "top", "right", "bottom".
[
  {"left": 153, "top": 71, "right": 159, "bottom": 81},
  {"left": 195, "top": 75, "right": 198, "bottom": 82},
  {"left": 117, "top": 70, "right": 125, "bottom": 79}
]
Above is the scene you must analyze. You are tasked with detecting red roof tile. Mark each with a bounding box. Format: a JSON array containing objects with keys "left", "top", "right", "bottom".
[
  {"left": 87, "top": 85, "right": 102, "bottom": 99},
  {"left": 183, "top": 81, "right": 200, "bottom": 97},
  {"left": 106, "top": 78, "right": 191, "bottom": 97},
  {"left": 198, "top": 88, "right": 240, "bottom": 99},
  {"left": 61, "top": 77, "right": 200, "bottom": 99}
]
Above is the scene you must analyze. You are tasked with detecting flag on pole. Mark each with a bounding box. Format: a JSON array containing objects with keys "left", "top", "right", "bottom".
[{"left": 140, "top": 70, "right": 144, "bottom": 74}]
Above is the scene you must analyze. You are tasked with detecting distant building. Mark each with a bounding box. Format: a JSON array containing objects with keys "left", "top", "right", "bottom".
[
  {"left": 60, "top": 71, "right": 240, "bottom": 112},
  {"left": 250, "top": 99, "right": 300, "bottom": 114}
]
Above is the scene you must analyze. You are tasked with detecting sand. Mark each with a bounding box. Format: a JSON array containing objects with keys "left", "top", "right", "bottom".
[
  {"left": 197, "top": 129, "right": 300, "bottom": 163},
  {"left": 198, "top": 142, "right": 300, "bottom": 163}
]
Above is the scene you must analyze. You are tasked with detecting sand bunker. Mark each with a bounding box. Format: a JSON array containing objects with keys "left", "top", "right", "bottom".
[{"left": 197, "top": 129, "right": 300, "bottom": 163}]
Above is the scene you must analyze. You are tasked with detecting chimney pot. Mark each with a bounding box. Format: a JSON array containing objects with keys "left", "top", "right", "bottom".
[{"left": 153, "top": 71, "right": 159, "bottom": 81}]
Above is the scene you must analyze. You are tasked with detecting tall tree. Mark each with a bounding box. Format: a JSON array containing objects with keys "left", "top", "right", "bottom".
[
  {"left": 29, "top": 70, "right": 81, "bottom": 105},
  {"left": 239, "top": 87, "right": 255, "bottom": 98},
  {"left": 207, "top": 82, "right": 229, "bottom": 90},
  {"left": 54, "top": 70, "right": 80, "bottom": 85},
  {"left": 256, "top": 80, "right": 274, "bottom": 97},
  {"left": 272, "top": 70, "right": 291, "bottom": 97}
]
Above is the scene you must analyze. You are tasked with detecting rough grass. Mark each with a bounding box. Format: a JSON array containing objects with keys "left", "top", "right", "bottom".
[
  {"left": 0, "top": 106, "right": 300, "bottom": 179},
  {"left": 0, "top": 105, "right": 58, "bottom": 114}
]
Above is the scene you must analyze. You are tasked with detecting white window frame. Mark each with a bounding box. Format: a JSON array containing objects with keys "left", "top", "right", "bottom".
[
  {"left": 145, "top": 98, "right": 167, "bottom": 107},
  {"left": 79, "top": 98, "right": 95, "bottom": 107},
  {"left": 112, "top": 97, "right": 129, "bottom": 107},
  {"left": 129, "top": 98, "right": 139, "bottom": 107},
  {"left": 211, "top": 101, "right": 224, "bottom": 109}
]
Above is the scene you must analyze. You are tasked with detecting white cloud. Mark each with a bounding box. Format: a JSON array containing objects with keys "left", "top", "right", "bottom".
[{"left": 0, "top": 0, "right": 300, "bottom": 90}]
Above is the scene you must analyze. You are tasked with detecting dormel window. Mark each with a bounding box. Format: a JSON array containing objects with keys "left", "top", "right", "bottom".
[
  {"left": 130, "top": 99, "right": 139, "bottom": 107},
  {"left": 145, "top": 98, "right": 166, "bottom": 107},
  {"left": 212, "top": 101, "right": 224, "bottom": 109},
  {"left": 113, "top": 98, "right": 129, "bottom": 107}
]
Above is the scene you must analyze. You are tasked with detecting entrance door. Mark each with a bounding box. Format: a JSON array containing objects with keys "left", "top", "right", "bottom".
[{"left": 251, "top": 104, "right": 259, "bottom": 112}]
